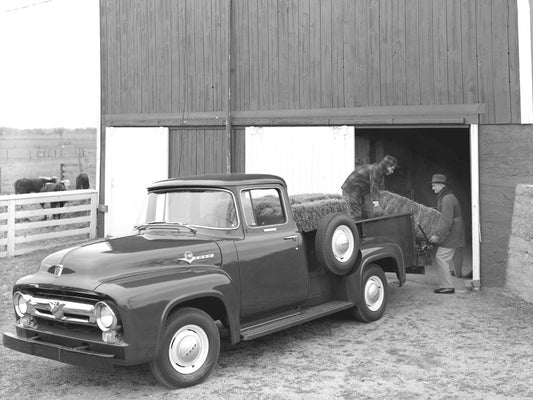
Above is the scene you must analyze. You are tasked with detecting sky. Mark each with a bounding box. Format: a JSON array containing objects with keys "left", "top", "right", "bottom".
[
  {"left": 0, "top": 0, "right": 99, "bottom": 129},
  {"left": 0, "top": 0, "right": 530, "bottom": 128}
]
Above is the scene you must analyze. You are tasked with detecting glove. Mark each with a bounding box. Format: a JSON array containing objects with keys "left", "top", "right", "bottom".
[{"left": 372, "top": 201, "right": 383, "bottom": 216}]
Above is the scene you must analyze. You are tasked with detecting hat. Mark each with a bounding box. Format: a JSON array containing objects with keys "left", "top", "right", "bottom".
[
  {"left": 431, "top": 174, "right": 447, "bottom": 184},
  {"left": 382, "top": 155, "right": 398, "bottom": 168}
]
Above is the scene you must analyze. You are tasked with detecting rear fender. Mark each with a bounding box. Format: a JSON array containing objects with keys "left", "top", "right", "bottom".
[
  {"left": 346, "top": 243, "right": 405, "bottom": 306},
  {"left": 361, "top": 242, "right": 405, "bottom": 285}
]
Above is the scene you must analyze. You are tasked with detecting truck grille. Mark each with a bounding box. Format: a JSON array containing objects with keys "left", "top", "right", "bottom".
[{"left": 22, "top": 293, "right": 97, "bottom": 326}]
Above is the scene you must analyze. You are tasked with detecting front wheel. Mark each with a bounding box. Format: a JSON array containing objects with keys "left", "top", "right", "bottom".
[
  {"left": 351, "top": 263, "right": 388, "bottom": 323},
  {"left": 149, "top": 307, "right": 220, "bottom": 388}
]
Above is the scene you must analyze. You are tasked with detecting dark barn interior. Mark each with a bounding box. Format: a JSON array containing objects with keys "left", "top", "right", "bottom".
[{"left": 357, "top": 127, "right": 472, "bottom": 245}]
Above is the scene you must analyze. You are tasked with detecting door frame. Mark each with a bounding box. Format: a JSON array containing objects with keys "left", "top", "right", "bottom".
[{"left": 470, "top": 124, "right": 481, "bottom": 289}]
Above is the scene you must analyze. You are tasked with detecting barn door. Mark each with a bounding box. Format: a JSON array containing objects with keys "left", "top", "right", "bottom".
[
  {"left": 104, "top": 127, "right": 168, "bottom": 237},
  {"left": 169, "top": 128, "right": 230, "bottom": 177},
  {"left": 245, "top": 126, "right": 355, "bottom": 195}
]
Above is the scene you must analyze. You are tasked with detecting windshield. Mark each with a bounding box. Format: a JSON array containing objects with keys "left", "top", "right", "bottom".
[{"left": 137, "top": 189, "right": 238, "bottom": 230}]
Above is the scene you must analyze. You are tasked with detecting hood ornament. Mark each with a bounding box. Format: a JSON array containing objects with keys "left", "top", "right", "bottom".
[
  {"left": 49, "top": 300, "right": 65, "bottom": 320},
  {"left": 53, "top": 265, "right": 64, "bottom": 277},
  {"left": 178, "top": 251, "right": 214, "bottom": 265}
]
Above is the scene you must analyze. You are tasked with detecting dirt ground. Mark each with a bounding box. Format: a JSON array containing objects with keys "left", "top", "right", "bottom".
[{"left": 1, "top": 245, "right": 533, "bottom": 400}]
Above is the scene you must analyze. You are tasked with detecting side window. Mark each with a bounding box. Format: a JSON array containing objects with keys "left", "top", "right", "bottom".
[{"left": 241, "top": 188, "right": 286, "bottom": 227}]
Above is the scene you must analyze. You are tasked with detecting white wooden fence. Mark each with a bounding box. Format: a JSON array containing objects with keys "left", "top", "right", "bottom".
[{"left": 0, "top": 189, "right": 98, "bottom": 258}]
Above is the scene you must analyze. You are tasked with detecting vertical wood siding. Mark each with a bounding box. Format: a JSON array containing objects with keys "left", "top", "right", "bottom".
[
  {"left": 169, "top": 128, "right": 229, "bottom": 176},
  {"left": 101, "top": 0, "right": 522, "bottom": 125}
]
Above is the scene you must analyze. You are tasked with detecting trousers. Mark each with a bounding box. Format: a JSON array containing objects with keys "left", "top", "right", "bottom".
[
  {"left": 453, "top": 247, "right": 464, "bottom": 277},
  {"left": 434, "top": 246, "right": 457, "bottom": 289},
  {"left": 342, "top": 189, "right": 370, "bottom": 220}
]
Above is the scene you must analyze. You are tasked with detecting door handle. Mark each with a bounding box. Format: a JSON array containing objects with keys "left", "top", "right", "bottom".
[{"left": 284, "top": 235, "right": 298, "bottom": 241}]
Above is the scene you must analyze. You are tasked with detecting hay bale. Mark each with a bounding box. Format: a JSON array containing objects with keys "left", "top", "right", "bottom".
[
  {"left": 253, "top": 195, "right": 283, "bottom": 216},
  {"left": 378, "top": 191, "right": 441, "bottom": 240},
  {"left": 252, "top": 194, "right": 349, "bottom": 231},
  {"left": 289, "top": 193, "right": 345, "bottom": 205},
  {"left": 290, "top": 197, "right": 350, "bottom": 232}
]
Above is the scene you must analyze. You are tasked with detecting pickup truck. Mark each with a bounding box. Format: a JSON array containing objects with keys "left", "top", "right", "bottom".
[{"left": 3, "top": 174, "right": 421, "bottom": 388}]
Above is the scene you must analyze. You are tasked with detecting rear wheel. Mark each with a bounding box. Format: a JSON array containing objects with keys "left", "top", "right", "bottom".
[
  {"left": 352, "top": 263, "right": 388, "bottom": 322},
  {"left": 149, "top": 307, "right": 220, "bottom": 388}
]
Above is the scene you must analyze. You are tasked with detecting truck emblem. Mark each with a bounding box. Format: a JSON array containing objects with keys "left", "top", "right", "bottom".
[
  {"left": 178, "top": 251, "right": 215, "bottom": 264},
  {"left": 49, "top": 301, "right": 65, "bottom": 320},
  {"left": 53, "top": 265, "right": 64, "bottom": 277}
]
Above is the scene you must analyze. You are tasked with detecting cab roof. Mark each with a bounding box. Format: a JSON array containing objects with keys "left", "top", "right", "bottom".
[{"left": 147, "top": 173, "right": 287, "bottom": 191}]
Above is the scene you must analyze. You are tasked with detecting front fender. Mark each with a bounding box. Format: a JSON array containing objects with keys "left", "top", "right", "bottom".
[
  {"left": 156, "top": 275, "right": 240, "bottom": 348},
  {"left": 96, "top": 266, "right": 238, "bottom": 364}
]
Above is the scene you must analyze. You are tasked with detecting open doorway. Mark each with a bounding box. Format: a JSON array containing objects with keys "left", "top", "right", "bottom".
[
  {"left": 243, "top": 124, "right": 474, "bottom": 276},
  {"left": 356, "top": 126, "right": 472, "bottom": 275},
  {"left": 104, "top": 127, "right": 169, "bottom": 237}
]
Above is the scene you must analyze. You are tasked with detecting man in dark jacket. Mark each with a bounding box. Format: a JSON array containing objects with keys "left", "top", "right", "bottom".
[
  {"left": 341, "top": 155, "right": 398, "bottom": 219},
  {"left": 429, "top": 174, "right": 465, "bottom": 294}
]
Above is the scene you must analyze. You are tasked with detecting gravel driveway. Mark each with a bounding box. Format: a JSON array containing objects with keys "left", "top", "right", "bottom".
[{"left": 1, "top": 246, "right": 533, "bottom": 400}]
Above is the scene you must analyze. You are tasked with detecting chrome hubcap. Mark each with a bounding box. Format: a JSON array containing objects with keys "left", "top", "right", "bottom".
[
  {"left": 365, "top": 276, "right": 384, "bottom": 311},
  {"left": 332, "top": 225, "right": 354, "bottom": 262},
  {"left": 168, "top": 324, "right": 209, "bottom": 374}
]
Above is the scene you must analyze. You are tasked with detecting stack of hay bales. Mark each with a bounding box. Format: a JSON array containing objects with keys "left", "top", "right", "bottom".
[
  {"left": 289, "top": 193, "right": 349, "bottom": 232},
  {"left": 377, "top": 191, "right": 441, "bottom": 241},
  {"left": 285, "top": 191, "right": 440, "bottom": 238}
]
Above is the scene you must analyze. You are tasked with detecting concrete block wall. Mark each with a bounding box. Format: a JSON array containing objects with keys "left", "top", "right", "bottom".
[
  {"left": 479, "top": 124, "right": 533, "bottom": 287},
  {"left": 506, "top": 184, "right": 533, "bottom": 303}
]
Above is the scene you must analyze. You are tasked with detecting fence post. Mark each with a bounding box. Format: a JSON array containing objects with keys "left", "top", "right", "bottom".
[
  {"left": 89, "top": 191, "right": 97, "bottom": 239},
  {"left": 7, "top": 199, "right": 15, "bottom": 257}
]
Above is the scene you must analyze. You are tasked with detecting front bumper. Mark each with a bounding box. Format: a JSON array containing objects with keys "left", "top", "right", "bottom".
[{"left": 2, "top": 331, "right": 122, "bottom": 370}]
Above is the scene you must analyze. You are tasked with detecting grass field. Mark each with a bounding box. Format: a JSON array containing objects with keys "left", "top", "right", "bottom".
[{"left": 0, "top": 127, "right": 97, "bottom": 195}]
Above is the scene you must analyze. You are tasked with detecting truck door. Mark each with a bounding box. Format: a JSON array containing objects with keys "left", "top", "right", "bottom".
[{"left": 236, "top": 186, "right": 308, "bottom": 320}]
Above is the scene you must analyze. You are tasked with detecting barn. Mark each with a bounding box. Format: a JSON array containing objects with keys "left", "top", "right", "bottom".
[{"left": 98, "top": 0, "right": 533, "bottom": 294}]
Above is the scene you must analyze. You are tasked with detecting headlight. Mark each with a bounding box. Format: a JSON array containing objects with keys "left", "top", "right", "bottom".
[
  {"left": 95, "top": 301, "right": 118, "bottom": 332},
  {"left": 13, "top": 292, "right": 28, "bottom": 317}
]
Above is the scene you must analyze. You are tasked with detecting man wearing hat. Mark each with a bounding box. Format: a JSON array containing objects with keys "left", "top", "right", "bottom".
[
  {"left": 341, "top": 155, "right": 398, "bottom": 219},
  {"left": 429, "top": 174, "right": 465, "bottom": 294}
]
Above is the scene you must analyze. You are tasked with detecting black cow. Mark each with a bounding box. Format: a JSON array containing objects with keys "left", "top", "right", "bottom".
[
  {"left": 75, "top": 173, "right": 90, "bottom": 189},
  {"left": 14, "top": 176, "right": 57, "bottom": 194},
  {"left": 40, "top": 182, "right": 67, "bottom": 219}
]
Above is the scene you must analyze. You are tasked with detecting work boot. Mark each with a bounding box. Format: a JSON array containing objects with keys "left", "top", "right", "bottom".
[{"left": 434, "top": 288, "right": 455, "bottom": 294}]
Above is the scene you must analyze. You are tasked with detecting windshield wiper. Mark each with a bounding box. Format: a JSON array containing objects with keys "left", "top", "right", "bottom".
[
  {"left": 134, "top": 221, "right": 164, "bottom": 231},
  {"left": 135, "top": 221, "right": 197, "bottom": 234},
  {"left": 169, "top": 222, "right": 197, "bottom": 234}
]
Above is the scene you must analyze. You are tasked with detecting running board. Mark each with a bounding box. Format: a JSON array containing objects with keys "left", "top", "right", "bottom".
[{"left": 240, "top": 300, "right": 353, "bottom": 341}]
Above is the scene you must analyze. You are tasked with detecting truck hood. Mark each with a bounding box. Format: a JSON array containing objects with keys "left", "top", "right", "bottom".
[{"left": 17, "top": 232, "right": 222, "bottom": 292}]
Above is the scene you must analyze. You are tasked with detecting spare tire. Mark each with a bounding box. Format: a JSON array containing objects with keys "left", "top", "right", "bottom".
[{"left": 315, "top": 213, "right": 360, "bottom": 275}]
